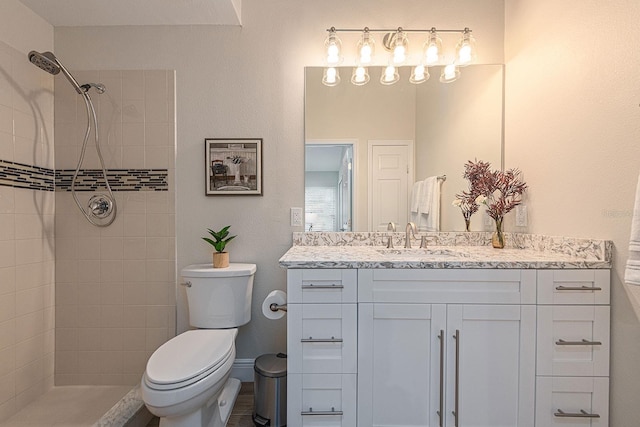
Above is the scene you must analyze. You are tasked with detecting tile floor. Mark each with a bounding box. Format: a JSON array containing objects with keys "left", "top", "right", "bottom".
[
  {"left": 0, "top": 386, "right": 131, "bottom": 427},
  {"left": 145, "top": 382, "right": 254, "bottom": 427}
]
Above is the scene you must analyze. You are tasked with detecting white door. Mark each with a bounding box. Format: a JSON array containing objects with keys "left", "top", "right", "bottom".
[
  {"left": 369, "top": 141, "right": 413, "bottom": 231},
  {"left": 446, "top": 305, "right": 536, "bottom": 427},
  {"left": 358, "top": 303, "right": 446, "bottom": 427}
]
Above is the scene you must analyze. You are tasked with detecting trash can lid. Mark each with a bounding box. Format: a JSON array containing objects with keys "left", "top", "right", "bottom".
[{"left": 255, "top": 353, "right": 287, "bottom": 378}]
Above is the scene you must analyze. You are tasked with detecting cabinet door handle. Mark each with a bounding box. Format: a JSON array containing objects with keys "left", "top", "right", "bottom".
[
  {"left": 555, "top": 339, "right": 602, "bottom": 346},
  {"left": 301, "top": 407, "right": 344, "bottom": 416},
  {"left": 554, "top": 409, "right": 600, "bottom": 418},
  {"left": 555, "top": 285, "right": 602, "bottom": 291},
  {"left": 301, "top": 283, "right": 344, "bottom": 289},
  {"left": 300, "top": 337, "right": 343, "bottom": 343},
  {"left": 437, "top": 330, "right": 444, "bottom": 427},
  {"left": 452, "top": 329, "right": 460, "bottom": 427}
]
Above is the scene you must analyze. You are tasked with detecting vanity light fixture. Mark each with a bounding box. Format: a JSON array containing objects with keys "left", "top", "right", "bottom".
[{"left": 321, "top": 26, "right": 476, "bottom": 87}]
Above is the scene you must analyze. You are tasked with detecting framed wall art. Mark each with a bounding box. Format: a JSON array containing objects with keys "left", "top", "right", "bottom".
[{"left": 205, "top": 138, "right": 263, "bottom": 196}]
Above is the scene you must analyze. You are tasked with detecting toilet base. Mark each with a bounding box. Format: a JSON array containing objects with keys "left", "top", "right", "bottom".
[{"left": 158, "top": 378, "right": 242, "bottom": 427}]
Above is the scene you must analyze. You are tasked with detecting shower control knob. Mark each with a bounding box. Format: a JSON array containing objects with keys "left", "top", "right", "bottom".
[{"left": 88, "top": 194, "right": 114, "bottom": 219}]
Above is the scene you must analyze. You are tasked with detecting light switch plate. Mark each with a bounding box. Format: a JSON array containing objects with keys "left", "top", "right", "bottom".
[
  {"left": 515, "top": 205, "right": 527, "bottom": 227},
  {"left": 291, "top": 207, "right": 303, "bottom": 226}
]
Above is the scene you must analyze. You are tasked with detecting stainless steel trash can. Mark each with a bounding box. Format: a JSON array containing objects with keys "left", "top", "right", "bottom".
[{"left": 253, "top": 353, "right": 287, "bottom": 427}]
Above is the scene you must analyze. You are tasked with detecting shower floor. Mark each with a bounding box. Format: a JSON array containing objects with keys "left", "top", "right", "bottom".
[{"left": 0, "top": 386, "right": 131, "bottom": 427}]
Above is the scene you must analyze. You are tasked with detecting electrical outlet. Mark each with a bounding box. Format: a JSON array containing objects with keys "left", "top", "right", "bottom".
[
  {"left": 515, "top": 205, "right": 528, "bottom": 227},
  {"left": 290, "top": 207, "right": 303, "bottom": 227}
]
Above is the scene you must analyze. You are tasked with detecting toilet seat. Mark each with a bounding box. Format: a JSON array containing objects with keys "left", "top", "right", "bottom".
[{"left": 145, "top": 329, "right": 236, "bottom": 391}]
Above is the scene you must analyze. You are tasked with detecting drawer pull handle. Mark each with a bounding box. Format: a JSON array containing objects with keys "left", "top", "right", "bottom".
[
  {"left": 555, "top": 339, "right": 602, "bottom": 346},
  {"left": 301, "top": 283, "right": 344, "bottom": 290},
  {"left": 301, "top": 407, "right": 344, "bottom": 416},
  {"left": 555, "top": 285, "right": 602, "bottom": 291},
  {"left": 301, "top": 336, "right": 343, "bottom": 343},
  {"left": 554, "top": 409, "right": 600, "bottom": 418}
]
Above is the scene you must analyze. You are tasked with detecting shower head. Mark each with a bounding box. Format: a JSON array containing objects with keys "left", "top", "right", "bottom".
[
  {"left": 27, "top": 50, "right": 83, "bottom": 94},
  {"left": 28, "top": 51, "right": 60, "bottom": 75}
]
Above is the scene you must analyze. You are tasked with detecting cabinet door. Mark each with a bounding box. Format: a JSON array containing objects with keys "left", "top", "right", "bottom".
[
  {"left": 358, "top": 303, "right": 447, "bottom": 427},
  {"left": 446, "top": 305, "right": 536, "bottom": 427}
]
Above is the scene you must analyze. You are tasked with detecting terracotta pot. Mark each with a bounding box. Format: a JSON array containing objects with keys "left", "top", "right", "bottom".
[{"left": 213, "top": 252, "right": 229, "bottom": 268}]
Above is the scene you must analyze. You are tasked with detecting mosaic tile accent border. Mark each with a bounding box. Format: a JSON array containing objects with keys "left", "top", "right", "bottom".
[
  {"left": 0, "top": 160, "right": 55, "bottom": 191},
  {"left": 55, "top": 169, "right": 168, "bottom": 192},
  {"left": 0, "top": 160, "right": 168, "bottom": 192}
]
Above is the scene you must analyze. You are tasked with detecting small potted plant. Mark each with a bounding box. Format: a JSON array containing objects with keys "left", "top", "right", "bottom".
[{"left": 202, "top": 225, "right": 236, "bottom": 268}]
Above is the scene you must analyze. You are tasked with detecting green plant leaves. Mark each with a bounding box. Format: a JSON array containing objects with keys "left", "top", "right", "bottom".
[{"left": 202, "top": 226, "right": 236, "bottom": 253}]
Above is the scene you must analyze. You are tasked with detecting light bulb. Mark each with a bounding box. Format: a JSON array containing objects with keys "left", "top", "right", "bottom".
[
  {"left": 322, "top": 67, "right": 341, "bottom": 86},
  {"left": 439, "top": 64, "right": 460, "bottom": 83},
  {"left": 380, "top": 65, "right": 399, "bottom": 85},
  {"left": 324, "top": 28, "right": 343, "bottom": 65},
  {"left": 392, "top": 30, "right": 408, "bottom": 64},
  {"left": 410, "top": 64, "right": 429, "bottom": 84},
  {"left": 351, "top": 66, "right": 370, "bottom": 86},
  {"left": 455, "top": 28, "right": 476, "bottom": 67},
  {"left": 424, "top": 29, "right": 442, "bottom": 66},
  {"left": 357, "top": 29, "right": 375, "bottom": 65}
]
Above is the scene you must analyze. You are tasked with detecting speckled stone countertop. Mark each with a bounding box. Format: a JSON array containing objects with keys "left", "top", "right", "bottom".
[{"left": 278, "top": 232, "right": 613, "bottom": 269}]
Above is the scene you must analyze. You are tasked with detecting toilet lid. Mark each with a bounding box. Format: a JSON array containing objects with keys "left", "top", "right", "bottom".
[
  {"left": 181, "top": 263, "right": 256, "bottom": 278},
  {"left": 145, "top": 329, "right": 235, "bottom": 389}
]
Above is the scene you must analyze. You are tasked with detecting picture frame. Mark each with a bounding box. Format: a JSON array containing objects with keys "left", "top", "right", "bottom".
[{"left": 205, "top": 138, "right": 263, "bottom": 196}]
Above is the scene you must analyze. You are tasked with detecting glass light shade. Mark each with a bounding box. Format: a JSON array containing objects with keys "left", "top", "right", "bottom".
[
  {"left": 392, "top": 30, "right": 408, "bottom": 64},
  {"left": 325, "top": 30, "right": 343, "bottom": 65},
  {"left": 357, "top": 30, "right": 375, "bottom": 65},
  {"left": 439, "top": 64, "right": 460, "bottom": 83},
  {"left": 380, "top": 65, "right": 399, "bottom": 85},
  {"left": 351, "top": 66, "right": 370, "bottom": 86},
  {"left": 424, "top": 29, "right": 442, "bottom": 66},
  {"left": 322, "top": 67, "right": 341, "bottom": 86},
  {"left": 455, "top": 29, "right": 477, "bottom": 66},
  {"left": 410, "top": 64, "right": 429, "bottom": 84}
]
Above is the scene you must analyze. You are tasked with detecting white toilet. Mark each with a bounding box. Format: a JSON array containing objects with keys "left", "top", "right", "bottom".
[{"left": 141, "top": 263, "right": 256, "bottom": 427}]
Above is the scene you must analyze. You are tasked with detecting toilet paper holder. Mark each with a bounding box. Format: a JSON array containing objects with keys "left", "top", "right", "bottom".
[{"left": 269, "top": 302, "right": 287, "bottom": 312}]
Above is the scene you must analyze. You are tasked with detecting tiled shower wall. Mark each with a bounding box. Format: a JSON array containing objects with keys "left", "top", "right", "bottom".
[
  {"left": 0, "top": 41, "right": 56, "bottom": 419},
  {"left": 53, "top": 70, "right": 176, "bottom": 385}
]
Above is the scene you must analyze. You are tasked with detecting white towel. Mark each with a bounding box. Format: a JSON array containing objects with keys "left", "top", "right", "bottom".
[
  {"left": 625, "top": 172, "right": 640, "bottom": 286},
  {"left": 410, "top": 180, "right": 424, "bottom": 213},
  {"left": 423, "top": 176, "right": 440, "bottom": 232}
]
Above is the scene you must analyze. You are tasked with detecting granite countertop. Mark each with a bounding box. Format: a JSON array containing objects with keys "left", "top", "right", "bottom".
[{"left": 278, "top": 232, "right": 613, "bottom": 269}]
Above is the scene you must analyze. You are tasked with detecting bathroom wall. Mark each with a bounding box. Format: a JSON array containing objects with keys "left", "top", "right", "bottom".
[
  {"left": 53, "top": 70, "right": 176, "bottom": 385},
  {"left": 0, "top": 0, "right": 54, "bottom": 420},
  {"left": 53, "top": 0, "right": 506, "bottom": 363},
  {"left": 504, "top": 0, "right": 640, "bottom": 425}
]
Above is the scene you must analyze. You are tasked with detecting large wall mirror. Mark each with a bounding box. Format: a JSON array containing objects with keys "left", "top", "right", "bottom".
[{"left": 305, "top": 64, "right": 504, "bottom": 232}]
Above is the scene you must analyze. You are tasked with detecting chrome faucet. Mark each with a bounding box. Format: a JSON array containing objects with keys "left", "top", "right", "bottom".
[
  {"left": 404, "top": 222, "right": 417, "bottom": 248},
  {"left": 386, "top": 222, "right": 396, "bottom": 248}
]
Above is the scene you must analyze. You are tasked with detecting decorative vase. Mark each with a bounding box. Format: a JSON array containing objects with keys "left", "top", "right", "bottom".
[
  {"left": 464, "top": 218, "right": 471, "bottom": 232},
  {"left": 492, "top": 217, "right": 505, "bottom": 249},
  {"left": 213, "top": 252, "right": 229, "bottom": 268}
]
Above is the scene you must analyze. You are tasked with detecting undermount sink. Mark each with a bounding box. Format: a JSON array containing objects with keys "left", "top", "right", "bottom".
[{"left": 376, "top": 247, "right": 470, "bottom": 258}]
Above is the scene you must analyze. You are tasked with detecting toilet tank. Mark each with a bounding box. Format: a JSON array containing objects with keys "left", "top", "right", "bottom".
[{"left": 181, "top": 263, "right": 256, "bottom": 328}]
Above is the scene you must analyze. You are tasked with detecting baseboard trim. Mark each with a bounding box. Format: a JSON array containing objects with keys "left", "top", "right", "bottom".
[{"left": 231, "top": 358, "right": 255, "bottom": 382}]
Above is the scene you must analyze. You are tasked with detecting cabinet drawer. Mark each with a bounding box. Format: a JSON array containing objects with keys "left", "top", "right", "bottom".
[
  {"left": 535, "top": 377, "right": 609, "bottom": 427},
  {"left": 287, "top": 303, "right": 357, "bottom": 374},
  {"left": 537, "top": 270, "right": 610, "bottom": 305},
  {"left": 358, "top": 269, "right": 536, "bottom": 304},
  {"left": 287, "top": 269, "right": 357, "bottom": 303},
  {"left": 288, "top": 373, "right": 356, "bottom": 427},
  {"left": 537, "top": 306, "right": 610, "bottom": 377}
]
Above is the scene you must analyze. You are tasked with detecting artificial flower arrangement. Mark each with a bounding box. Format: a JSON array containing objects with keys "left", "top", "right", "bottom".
[{"left": 455, "top": 160, "right": 528, "bottom": 247}]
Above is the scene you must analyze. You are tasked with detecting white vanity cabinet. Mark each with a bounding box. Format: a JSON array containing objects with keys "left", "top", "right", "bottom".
[
  {"left": 358, "top": 269, "right": 537, "bottom": 427},
  {"left": 285, "top": 266, "right": 611, "bottom": 427}
]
